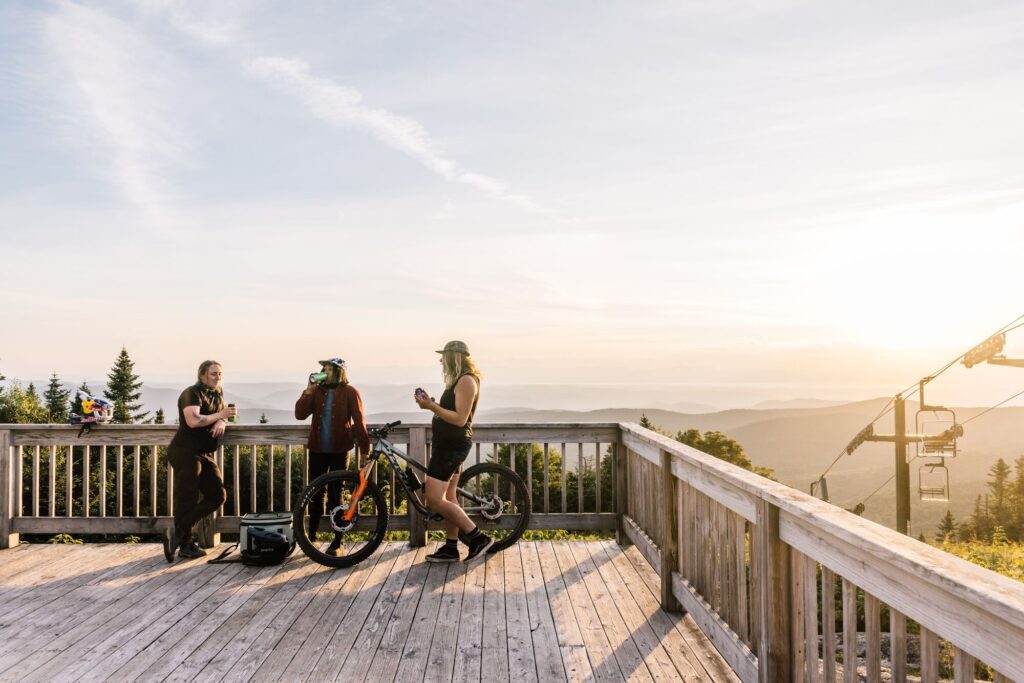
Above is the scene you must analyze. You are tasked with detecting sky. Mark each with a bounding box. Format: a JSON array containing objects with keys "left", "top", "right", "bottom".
[{"left": 1, "top": 1, "right": 1023, "bottom": 407}]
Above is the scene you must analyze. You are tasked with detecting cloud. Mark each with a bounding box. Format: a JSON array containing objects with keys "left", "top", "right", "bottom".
[
  {"left": 43, "top": 1, "right": 189, "bottom": 225},
  {"left": 245, "top": 56, "right": 538, "bottom": 209}
]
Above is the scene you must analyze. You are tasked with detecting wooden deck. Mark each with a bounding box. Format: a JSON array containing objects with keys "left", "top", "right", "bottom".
[{"left": 0, "top": 541, "right": 737, "bottom": 682}]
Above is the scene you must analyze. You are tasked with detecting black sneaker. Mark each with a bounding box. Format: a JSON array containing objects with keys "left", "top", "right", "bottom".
[
  {"left": 178, "top": 540, "right": 207, "bottom": 559},
  {"left": 426, "top": 544, "right": 460, "bottom": 563},
  {"left": 463, "top": 533, "right": 493, "bottom": 564},
  {"left": 163, "top": 528, "right": 181, "bottom": 563},
  {"left": 325, "top": 537, "right": 343, "bottom": 557}
]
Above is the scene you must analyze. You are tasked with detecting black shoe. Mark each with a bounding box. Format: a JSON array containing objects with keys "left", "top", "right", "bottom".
[
  {"left": 178, "top": 540, "right": 207, "bottom": 559},
  {"left": 163, "top": 528, "right": 181, "bottom": 563},
  {"left": 325, "top": 537, "right": 343, "bottom": 557},
  {"left": 463, "top": 533, "right": 493, "bottom": 564},
  {"left": 426, "top": 544, "right": 461, "bottom": 563}
]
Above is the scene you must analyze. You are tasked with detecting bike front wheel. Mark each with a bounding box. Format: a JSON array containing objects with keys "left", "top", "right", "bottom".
[
  {"left": 456, "top": 462, "right": 531, "bottom": 552},
  {"left": 293, "top": 471, "right": 389, "bottom": 568}
]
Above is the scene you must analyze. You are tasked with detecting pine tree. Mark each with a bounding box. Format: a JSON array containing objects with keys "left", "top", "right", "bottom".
[
  {"left": 154, "top": 408, "right": 165, "bottom": 424},
  {"left": 43, "top": 372, "right": 71, "bottom": 423},
  {"left": 639, "top": 413, "right": 654, "bottom": 430},
  {"left": 259, "top": 412, "right": 268, "bottom": 424},
  {"left": 988, "top": 458, "right": 1012, "bottom": 531},
  {"left": 1010, "top": 455, "right": 1024, "bottom": 542},
  {"left": 103, "top": 347, "right": 148, "bottom": 424},
  {"left": 936, "top": 509, "right": 957, "bottom": 543},
  {"left": 966, "top": 494, "right": 992, "bottom": 542}
]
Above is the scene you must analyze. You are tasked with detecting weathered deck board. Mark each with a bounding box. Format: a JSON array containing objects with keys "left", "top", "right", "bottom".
[{"left": 0, "top": 542, "right": 737, "bottom": 682}]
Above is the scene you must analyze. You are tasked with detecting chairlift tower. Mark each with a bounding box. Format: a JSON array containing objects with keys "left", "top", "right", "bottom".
[{"left": 851, "top": 381, "right": 962, "bottom": 535}]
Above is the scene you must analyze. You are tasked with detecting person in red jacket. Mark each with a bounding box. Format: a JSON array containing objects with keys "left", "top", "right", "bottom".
[{"left": 295, "top": 358, "right": 370, "bottom": 556}]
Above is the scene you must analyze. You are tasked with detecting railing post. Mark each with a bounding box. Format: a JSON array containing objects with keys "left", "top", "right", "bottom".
[
  {"left": 615, "top": 435, "right": 629, "bottom": 546},
  {"left": 0, "top": 429, "right": 19, "bottom": 549},
  {"left": 660, "top": 448, "right": 680, "bottom": 611},
  {"left": 755, "top": 498, "right": 792, "bottom": 682},
  {"left": 407, "top": 427, "right": 427, "bottom": 548}
]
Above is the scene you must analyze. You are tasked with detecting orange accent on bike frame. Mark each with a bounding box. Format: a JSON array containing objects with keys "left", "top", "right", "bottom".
[{"left": 343, "top": 461, "right": 373, "bottom": 521}]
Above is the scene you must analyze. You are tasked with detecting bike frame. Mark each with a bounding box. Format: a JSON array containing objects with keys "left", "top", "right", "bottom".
[{"left": 351, "top": 435, "right": 497, "bottom": 518}]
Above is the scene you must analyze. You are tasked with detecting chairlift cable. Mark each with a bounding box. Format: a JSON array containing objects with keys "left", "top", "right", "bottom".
[
  {"left": 810, "top": 313, "right": 1024, "bottom": 490},
  {"left": 961, "top": 387, "right": 1024, "bottom": 425}
]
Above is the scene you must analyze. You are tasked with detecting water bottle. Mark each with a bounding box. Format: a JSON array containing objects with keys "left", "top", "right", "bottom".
[{"left": 309, "top": 372, "right": 328, "bottom": 384}]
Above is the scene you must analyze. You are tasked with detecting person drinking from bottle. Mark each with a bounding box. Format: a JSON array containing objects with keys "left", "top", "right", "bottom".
[
  {"left": 295, "top": 358, "right": 370, "bottom": 556},
  {"left": 163, "top": 360, "right": 234, "bottom": 562},
  {"left": 415, "top": 340, "right": 492, "bottom": 563}
]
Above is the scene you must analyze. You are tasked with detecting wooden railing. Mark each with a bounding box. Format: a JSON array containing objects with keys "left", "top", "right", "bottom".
[
  {"left": 0, "top": 423, "right": 620, "bottom": 547},
  {"left": 619, "top": 422, "right": 1024, "bottom": 683},
  {"left": 2, "top": 421, "right": 1022, "bottom": 681}
]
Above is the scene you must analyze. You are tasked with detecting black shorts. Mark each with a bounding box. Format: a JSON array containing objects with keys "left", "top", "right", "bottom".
[{"left": 426, "top": 442, "right": 472, "bottom": 481}]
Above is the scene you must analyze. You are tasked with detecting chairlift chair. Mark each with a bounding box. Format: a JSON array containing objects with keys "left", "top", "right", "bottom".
[
  {"left": 918, "top": 459, "right": 950, "bottom": 502},
  {"left": 915, "top": 408, "right": 961, "bottom": 459}
]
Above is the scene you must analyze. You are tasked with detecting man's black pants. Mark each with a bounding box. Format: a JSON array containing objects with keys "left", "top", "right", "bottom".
[{"left": 169, "top": 447, "right": 227, "bottom": 543}]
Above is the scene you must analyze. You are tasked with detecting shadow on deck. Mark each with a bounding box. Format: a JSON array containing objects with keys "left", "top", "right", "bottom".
[{"left": 0, "top": 541, "right": 736, "bottom": 682}]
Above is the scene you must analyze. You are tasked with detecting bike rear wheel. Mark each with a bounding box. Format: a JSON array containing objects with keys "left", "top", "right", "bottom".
[
  {"left": 456, "top": 462, "right": 530, "bottom": 552},
  {"left": 293, "top": 471, "right": 388, "bottom": 568}
]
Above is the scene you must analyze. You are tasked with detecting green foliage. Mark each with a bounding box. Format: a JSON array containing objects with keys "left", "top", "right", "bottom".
[
  {"left": 104, "top": 346, "right": 148, "bottom": 424},
  {"left": 0, "top": 378, "right": 48, "bottom": 423},
  {"left": 154, "top": 408, "right": 166, "bottom": 424},
  {"left": 674, "top": 427, "right": 775, "bottom": 480},
  {"left": 44, "top": 372, "right": 71, "bottom": 423},
  {"left": 936, "top": 509, "right": 957, "bottom": 542},
  {"left": 48, "top": 533, "right": 83, "bottom": 544},
  {"left": 957, "top": 457, "right": 1024, "bottom": 543},
  {"left": 125, "top": 535, "right": 140, "bottom": 544}
]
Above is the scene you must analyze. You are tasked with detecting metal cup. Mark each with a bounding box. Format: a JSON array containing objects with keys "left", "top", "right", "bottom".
[
  {"left": 309, "top": 372, "right": 328, "bottom": 384},
  {"left": 227, "top": 403, "right": 238, "bottom": 423}
]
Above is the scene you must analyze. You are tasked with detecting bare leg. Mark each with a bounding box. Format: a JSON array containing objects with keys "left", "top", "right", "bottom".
[
  {"left": 444, "top": 471, "right": 460, "bottom": 541},
  {"left": 425, "top": 475, "right": 475, "bottom": 535}
]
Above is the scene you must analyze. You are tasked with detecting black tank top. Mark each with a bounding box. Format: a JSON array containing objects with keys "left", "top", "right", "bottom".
[{"left": 431, "top": 373, "right": 479, "bottom": 447}]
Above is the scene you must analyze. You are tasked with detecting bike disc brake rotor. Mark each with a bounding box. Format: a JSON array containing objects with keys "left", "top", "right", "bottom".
[
  {"left": 329, "top": 505, "right": 358, "bottom": 532},
  {"left": 479, "top": 493, "right": 504, "bottom": 521}
]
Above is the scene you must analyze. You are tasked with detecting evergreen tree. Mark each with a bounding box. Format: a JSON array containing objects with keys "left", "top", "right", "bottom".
[
  {"left": 1010, "top": 456, "right": 1024, "bottom": 541},
  {"left": 154, "top": 408, "right": 165, "bottom": 424},
  {"left": 987, "top": 458, "right": 1012, "bottom": 531},
  {"left": 43, "top": 372, "right": 71, "bottom": 423},
  {"left": 936, "top": 509, "right": 957, "bottom": 543},
  {"left": 639, "top": 413, "right": 654, "bottom": 430},
  {"left": 103, "top": 347, "right": 148, "bottom": 424},
  {"left": 259, "top": 412, "right": 268, "bottom": 424},
  {"left": 966, "top": 494, "right": 992, "bottom": 541}
]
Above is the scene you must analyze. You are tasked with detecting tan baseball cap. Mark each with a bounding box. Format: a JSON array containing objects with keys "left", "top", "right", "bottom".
[{"left": 435, "top": 340, "right": 470, "bottom": 355}]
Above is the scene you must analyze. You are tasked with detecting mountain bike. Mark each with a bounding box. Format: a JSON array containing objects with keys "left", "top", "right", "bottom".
[{"left": 294, "top": 421, "right": 531, "bottom": 568}]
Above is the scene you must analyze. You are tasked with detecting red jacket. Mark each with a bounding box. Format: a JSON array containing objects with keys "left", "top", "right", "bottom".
[{"left": 295, "top": 384, "right": 371, "bottom": 455}]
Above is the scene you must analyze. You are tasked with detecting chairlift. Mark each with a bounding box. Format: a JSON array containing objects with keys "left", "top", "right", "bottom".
[
  {"left": 915, "top": 408, "right": 962, "bottom": 459},
  {"left": 918, "top": 459, "right": 950, "bottom": 502}
]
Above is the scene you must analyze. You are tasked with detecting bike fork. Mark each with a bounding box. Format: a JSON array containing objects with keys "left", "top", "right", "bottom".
[{"left": 342, "top": 459, "right": 376, "bottom": 522}]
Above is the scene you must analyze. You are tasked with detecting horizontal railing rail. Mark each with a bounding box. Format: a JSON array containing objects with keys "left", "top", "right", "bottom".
[
  {"left": 618, "top": 422, "right": 1024, "bottom": 683},
  {"left": 0, "top": 423, "right": 621, "bottom": 548}
]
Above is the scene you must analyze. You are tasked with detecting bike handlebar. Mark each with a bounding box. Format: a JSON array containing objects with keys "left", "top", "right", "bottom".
[{"left": 369, "top": 420, "right": 402, "bottom": 438}]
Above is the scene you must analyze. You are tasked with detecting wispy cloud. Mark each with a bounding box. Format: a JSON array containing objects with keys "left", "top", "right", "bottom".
[
  {"left": 43, "top": 1, "right": 188, "bottom": 225},
  {"left": 245, "top": 56, "right": 538, "bottom": 210}
]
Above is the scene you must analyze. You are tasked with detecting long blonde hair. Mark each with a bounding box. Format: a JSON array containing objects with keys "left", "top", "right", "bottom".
[{"left": 441, "top": 351, "right": 481, "bottom": 389}]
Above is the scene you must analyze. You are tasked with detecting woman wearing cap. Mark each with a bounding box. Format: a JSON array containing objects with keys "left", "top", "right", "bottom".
[
  {"left": 295, "top": 358, "right": 371, "bottom": 556},
  {"left": 414, "top": 340, "right": 492, "bottom": 563},
  {"left": 163, "top": 360, "right": 235, "bottom": 562}
]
